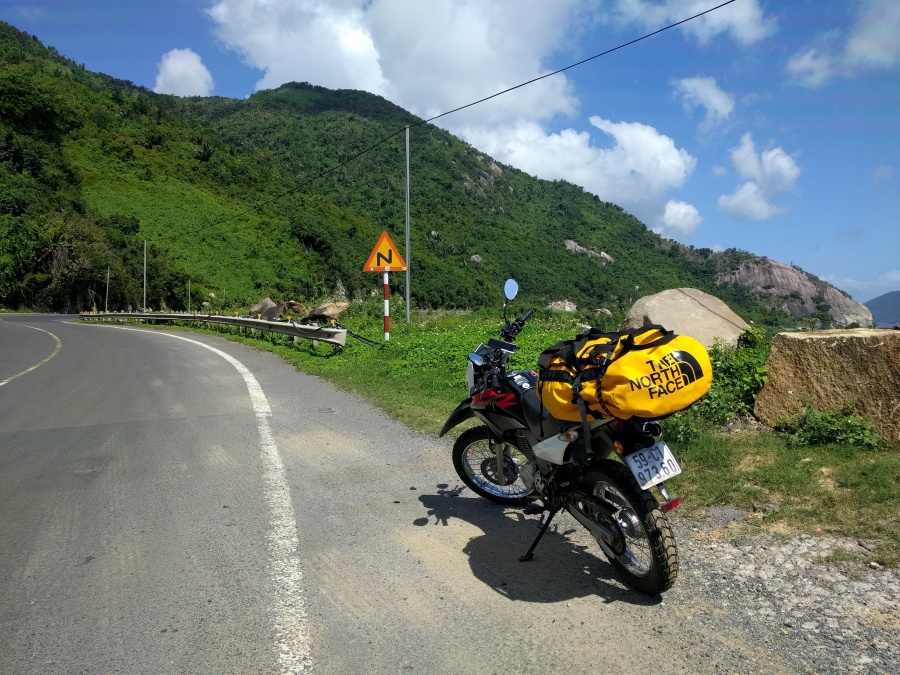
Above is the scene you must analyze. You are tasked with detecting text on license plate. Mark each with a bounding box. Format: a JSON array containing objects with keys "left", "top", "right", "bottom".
[{"left": 625, "top": 441, "right": 682, "bottom": 490}]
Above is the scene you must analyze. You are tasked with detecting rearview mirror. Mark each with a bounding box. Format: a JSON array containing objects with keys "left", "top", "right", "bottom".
[{"left": 503, "top": 279, "right": 519, "bottom": 301}]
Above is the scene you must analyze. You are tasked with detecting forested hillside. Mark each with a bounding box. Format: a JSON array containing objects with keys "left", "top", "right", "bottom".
[{"left": 0, "top": 21, "right": 798, "bottom": 323}]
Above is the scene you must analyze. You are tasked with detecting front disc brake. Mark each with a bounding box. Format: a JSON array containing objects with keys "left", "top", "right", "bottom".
[{"left": 480, "top": 451, "right": 518, "bottom": 486}]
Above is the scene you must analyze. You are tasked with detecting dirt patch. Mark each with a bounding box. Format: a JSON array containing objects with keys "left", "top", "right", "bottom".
[
  {"left": 818, "top": 466, "right": 837, "bottom": 491},
  {"left": 738, "top": 454, "right": 775, "bottom": 472},
  {"left": 764, "top": 520, "right": 801, "bottom": 536},
  {"left": 859, "top": 607, "right": 900, "bottom": 630},
  {"left": 690, "top": 522, "right": 759, "bottom": 543}
]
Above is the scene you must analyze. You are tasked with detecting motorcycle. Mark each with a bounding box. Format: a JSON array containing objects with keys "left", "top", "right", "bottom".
[{"left": 440, "top": 279, "right": 682, "bottom": 595}]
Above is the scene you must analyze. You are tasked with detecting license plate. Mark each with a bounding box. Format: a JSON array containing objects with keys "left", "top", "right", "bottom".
[{"left": 625, "top": 441, "right": 682, "bottom": 490}]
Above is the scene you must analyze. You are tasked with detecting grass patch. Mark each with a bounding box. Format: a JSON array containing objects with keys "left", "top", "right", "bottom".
[{"left": 669, "top": 428, "right": 900, "bottom": 566}]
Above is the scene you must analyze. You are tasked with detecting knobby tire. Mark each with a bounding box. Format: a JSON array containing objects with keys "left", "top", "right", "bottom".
[{"left": 583, "top": 460, "right": 678, "bottom": 594}]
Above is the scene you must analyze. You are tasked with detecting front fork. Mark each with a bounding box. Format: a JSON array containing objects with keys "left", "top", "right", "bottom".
[
  {"left": 491, "top": 438, "right": 505, "bottom": 486},
  {"left": 488, "top": 437, "right": 522, "bottom": 486}
]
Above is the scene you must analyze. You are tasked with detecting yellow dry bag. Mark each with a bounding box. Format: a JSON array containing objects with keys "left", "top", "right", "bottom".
[{"left": 537, "top": 325, "right": 712, "bottom": 422}]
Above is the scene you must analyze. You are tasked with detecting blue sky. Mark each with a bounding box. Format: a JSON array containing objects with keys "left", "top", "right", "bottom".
[{"left": 3, "top": 0, "right": 899, "bottom": 302}]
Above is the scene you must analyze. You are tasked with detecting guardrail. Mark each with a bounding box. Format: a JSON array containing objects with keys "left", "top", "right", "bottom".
[{"left": 79, "top": 312, "right": 347, "bottom": 347}]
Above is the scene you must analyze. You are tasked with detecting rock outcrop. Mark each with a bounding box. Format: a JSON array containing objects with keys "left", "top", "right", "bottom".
[
  {"left": 754, "top": 329, "right": 900, "bottom": 445},
  {"left": 548, "top": 300, "right": 577, "bottom": 312},
  {"left": 620, "top": 288, "right": 749, "bottom": 348},
  {"left": 564, "top": 240, "right": 613, "bottom": 264},
  {"left": 717, "top": 258, "right": 872, "bottom": 328}
]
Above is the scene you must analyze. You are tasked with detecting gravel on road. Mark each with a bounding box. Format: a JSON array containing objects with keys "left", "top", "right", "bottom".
[{"left": 659, "top": 506, "right": 900, "bottom": 674}]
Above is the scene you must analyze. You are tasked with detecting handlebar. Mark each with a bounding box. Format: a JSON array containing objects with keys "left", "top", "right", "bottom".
[{"left": 500, "top": 309, "right": 534, "bottom": 342}]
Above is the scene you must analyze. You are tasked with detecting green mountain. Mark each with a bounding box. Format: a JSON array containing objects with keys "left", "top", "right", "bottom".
[
  {"left": 0, "top": 21, "right": 841, "bottom": 326},
  {"left": 865, "top": 291, "right": 900, "bottom": 327}
]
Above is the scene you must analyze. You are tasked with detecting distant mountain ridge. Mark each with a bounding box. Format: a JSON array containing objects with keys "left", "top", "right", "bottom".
[
  {"left": 865, "top": 291, "right": 900, "bottom": 327},
  {"left": 0, "top": 20, "right": 871, "bottom": 328}
]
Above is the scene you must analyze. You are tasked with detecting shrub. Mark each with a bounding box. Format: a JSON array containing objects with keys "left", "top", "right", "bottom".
[
  {"left": 776, "top": 404, "right": 882, "bottom": 450},
  {"left": 669, "top": 327, "right": 770, "bottom": 431}
]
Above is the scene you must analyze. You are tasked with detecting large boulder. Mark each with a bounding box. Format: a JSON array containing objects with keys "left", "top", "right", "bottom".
[
  {"left": 251, "top": 297, "right": 276, "bottom": 316},
  {"left": 304, "top": 302, "right": 349, "bottom": 321},
  {"left": 621, "top": 288, "right": 749, "bottom": 348},
  {"left": 252, "top": 298, "right": 306, "bottom": 320},
  {"left": 754, "top": 329, "right": 900, "bottom": 445}
]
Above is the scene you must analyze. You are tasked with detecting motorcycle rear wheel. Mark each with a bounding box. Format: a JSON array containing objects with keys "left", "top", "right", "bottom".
[
  {"left": 582, "top": 460, "right": 678, "bottom": 594},
  {"left": 452, "top": 426, "right": 534, "bottom": 505}
]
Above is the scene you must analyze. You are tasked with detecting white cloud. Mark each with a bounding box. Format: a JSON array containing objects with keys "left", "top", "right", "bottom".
[
  {"left": 880, "top": 270, "right": 900, "bottom": 285},
  {"left": 718, "top": 133, "right": 800, "bottom": 221},
  {"left": 672, "top": 76, "right": 734, "bottom": 130},
  {"left": 845, "top": 0, "right": 900, "bottom": 68},
  {"left": 464, "top": 117, "right": 697, "bottom": 231},
  {"left": 607, "top": 0, "right": 776, "bottom": 46},
  {"left": 825, "top": 269, "right": 900, "bottom": 303},
  {"left": 718, "top": 181, "right": 782, "bottom": 221},
  {"left": 365, "top": 0, "right": 581, "bottom": 126},
  {"left": 785, "top": 48, "right": 836, "bottom": 88},
  {"left": 786, "top": 0, "right": 900, "bottom": 87},
  {"left": 873, "top": 164, "right": 894, "bottom": 181},
  {"left": 154, "top": 49, "right": 214, "bottom": 96},
  {"left": 659, "top": 200, "right": 702, "bottom": 237},
  {"left": 208, "top": 0, "right": 390, "bottom": 96}
]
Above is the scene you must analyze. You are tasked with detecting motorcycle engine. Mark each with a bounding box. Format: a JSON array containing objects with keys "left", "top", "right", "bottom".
[{"left": 517, "top": 459, "right": 543, "bottom": 492}]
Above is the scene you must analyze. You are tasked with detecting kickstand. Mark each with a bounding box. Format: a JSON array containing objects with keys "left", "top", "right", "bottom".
[{"left": 519, "top": 506, "right": 560, "bottom": 562}]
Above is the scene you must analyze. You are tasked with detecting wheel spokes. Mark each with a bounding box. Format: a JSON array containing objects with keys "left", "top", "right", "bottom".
[
  {"left": 463, "top": 441, "right": 530, "bottom": 498},
  {"left": 593, "top": 482, "right": 653, "bottom": 576}
]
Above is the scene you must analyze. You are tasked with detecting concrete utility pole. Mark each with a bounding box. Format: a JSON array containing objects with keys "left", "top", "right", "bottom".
[
  {"left": 405, "top": 125, "right": 411, "bottom": 324},
  {"left": 143, "top": 240, "right": 147, "bottom": 311},
  {"left": 105, "top": 266, "right": 109, "bottom": 313}
]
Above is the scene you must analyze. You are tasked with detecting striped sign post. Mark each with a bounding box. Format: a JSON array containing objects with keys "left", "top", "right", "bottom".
[
  {"left": 363, "top": 231, "right": 407, "bottom": 341},
  {"left": 383, "top": 270, "right": 390, "bottom": 339}
]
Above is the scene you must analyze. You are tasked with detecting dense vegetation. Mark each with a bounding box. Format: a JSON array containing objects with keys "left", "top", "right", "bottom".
[{"left": 0, "top": 21, "right": 802, "bottom": 324}]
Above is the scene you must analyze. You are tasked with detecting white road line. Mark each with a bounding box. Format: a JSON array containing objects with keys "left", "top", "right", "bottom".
[
  {"left": 76, "top": 323, "right": 311, "bottom": 673},
  {"left": 0, "top": 324, "right": 62, "bottom": 387}
]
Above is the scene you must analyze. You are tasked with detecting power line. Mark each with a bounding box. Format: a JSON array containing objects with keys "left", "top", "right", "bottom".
[
  {"left": 187, "top": 0, "right": 737, "bottom": 235},
  {"left": 426, "top": 0, "right": 737, "bottom": 124}
]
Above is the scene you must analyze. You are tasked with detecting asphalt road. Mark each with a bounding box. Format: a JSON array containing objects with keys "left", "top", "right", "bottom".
[{"left": 0, "top": 315, "right": 793, "bottom": 674}]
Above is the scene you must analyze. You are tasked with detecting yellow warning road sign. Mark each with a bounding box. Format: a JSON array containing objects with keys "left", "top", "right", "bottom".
[{"left": 363, "top": 231, "right": 407, "bottom": 272}]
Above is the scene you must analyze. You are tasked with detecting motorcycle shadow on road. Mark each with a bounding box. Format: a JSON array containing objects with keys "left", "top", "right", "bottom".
[{"left": 414, "top": 485, "right": 663, "bottom": 606}]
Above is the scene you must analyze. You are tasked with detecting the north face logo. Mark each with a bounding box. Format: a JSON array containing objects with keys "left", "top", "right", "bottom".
[
  {"left": 670, "top": 350, "right": 704, "bottom": 384},
  {"left": 626, "top": 350, "right": 707, "bottom": 400}
]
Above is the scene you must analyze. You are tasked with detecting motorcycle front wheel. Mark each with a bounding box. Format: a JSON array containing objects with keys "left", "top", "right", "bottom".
[
  {"left": 452, "top": 426, "right": 534, "bottom": 505},
  {"left": 582, "top": 460, "right": 678, "bottom": 594}
]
